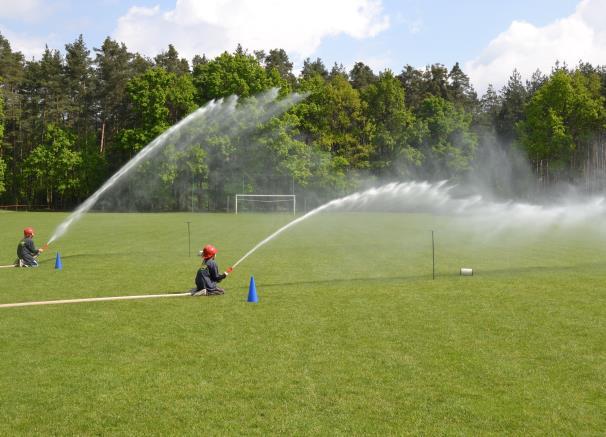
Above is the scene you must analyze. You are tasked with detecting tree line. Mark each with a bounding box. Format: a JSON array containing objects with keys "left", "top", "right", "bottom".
[{"left": 1, "top": 33, "right": 605, "bottom": 210}]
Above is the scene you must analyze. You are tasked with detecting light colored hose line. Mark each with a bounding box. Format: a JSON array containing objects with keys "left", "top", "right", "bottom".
[{"left": 0, "top": 292, "right": 190, "bottom": 308}]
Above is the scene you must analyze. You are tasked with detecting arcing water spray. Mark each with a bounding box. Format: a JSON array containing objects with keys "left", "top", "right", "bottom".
[
  {"left": 47, "top": 89, "right": 306, "bottom": 245},
  {"left": 228, "top": 180, "right": 606, "bottom": 270},
  {"left": 229, "top": 182, "right": 440, "bottom": 269},
  {"left": 47, "top": 105, "right": 212, "bottom": 245}
]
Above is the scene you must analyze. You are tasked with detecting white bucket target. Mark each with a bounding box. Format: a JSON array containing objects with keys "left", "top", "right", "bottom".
[{"left": 460, "top": 268, "right": 473, "bottom": 276}]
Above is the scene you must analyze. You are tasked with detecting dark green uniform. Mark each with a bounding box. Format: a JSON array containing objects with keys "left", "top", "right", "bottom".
[
  {"left": 195, "top": 259, "right": 226, "bottom": 294},
  {"left": 17, "top": 237, "right": 40, "bottom": 267}
]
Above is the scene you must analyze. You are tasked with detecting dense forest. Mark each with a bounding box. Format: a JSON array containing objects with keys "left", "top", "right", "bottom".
[{"left": 1, "top": 32, "right": 605, "bottom": 211}]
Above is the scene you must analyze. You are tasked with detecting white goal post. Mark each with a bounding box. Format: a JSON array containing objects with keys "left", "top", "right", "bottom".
[{"left": 235, "top": 194, "right": 296, "bottom": 215}]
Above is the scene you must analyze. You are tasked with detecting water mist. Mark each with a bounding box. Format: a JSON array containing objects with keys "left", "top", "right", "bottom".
[
  {"left": 231, "top": 180, "right": 606, "bottom": 269},
  {"left": 47, "top": 89, "right": 305, "bottom": 244}
]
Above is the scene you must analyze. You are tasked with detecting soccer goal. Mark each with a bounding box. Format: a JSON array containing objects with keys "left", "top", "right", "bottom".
[{"left": 235, "top": 194, "right": 296, "bottom": 215}]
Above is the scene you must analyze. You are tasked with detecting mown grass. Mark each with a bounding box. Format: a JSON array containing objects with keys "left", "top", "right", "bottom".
[{"left": 0, "top": 211, "right": 605, "bottom": 435}]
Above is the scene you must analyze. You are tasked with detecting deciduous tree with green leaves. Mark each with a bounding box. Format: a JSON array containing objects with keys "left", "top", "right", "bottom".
[
  {"left": 413, "top": 95, "right": 478, "bottom": 178},
  {"left": 118, "top": 67, "right": 196, "bottom": 156},
  {"left": 518, "top": 69, "right": 605, "bottom": 172},
  {"left": 193, "top": 49, "right": 281, "bottom": 103},
  {"left": 116, "top": 66, "right": 199, "bottom": 209},
  {"left": 298, "top": 73, "right": 372, "bottom": 173},
  {"left": 256, "top": 112, "right": 313, "bottom": 186},
  {"left": 362, "top": 70, "right": 419, "bottom": 176},
  {"left": 23, "top": 124, "right": 82, "bottom": 207}
]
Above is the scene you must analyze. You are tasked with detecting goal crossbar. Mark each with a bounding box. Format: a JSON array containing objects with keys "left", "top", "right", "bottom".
[{"left": 235, "top": 194, "right": 296, "bottom": 215}]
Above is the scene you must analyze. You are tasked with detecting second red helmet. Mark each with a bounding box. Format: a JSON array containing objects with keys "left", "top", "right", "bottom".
[{"left": 202, "top": 244, "right": 218, "bottom": 260}]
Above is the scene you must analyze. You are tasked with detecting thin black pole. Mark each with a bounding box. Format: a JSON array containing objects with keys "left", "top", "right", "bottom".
[
  {"left": 432, "top": 230, "right": 435, "bottom": 280},
  {"left": 186, "top": 221, "right": 191, "bottom": 257},
  {"left": 191, "top": 176, "right": 194, "bottom": 213}
]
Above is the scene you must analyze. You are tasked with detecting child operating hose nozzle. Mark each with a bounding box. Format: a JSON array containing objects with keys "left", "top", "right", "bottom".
[
  {"left": 190, "top": 244, "right": 231, "bottom": 296},
  {"left": 15, "top": 227, "right": 45, "bottom": 267}
]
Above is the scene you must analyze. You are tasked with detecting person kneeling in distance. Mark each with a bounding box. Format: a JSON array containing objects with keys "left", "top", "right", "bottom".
[
  {"left": 191, "top": 244, "right": 230, "bottom": 296},
  {"left": 15, "top": 227, "right": 44, "bottom": 267}
]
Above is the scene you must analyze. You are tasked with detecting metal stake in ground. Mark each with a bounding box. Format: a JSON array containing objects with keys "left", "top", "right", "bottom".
[
  {"left": 432, "top": 230, "right": 435, "bottom": 280},
  {"left": 186, "top": 221, "right": 191, "bottom": 257}
]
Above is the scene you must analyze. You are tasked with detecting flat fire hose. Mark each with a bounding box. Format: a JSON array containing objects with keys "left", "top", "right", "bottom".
[{"left": 0, "top": 292, "right": 191, "bottom": 308}]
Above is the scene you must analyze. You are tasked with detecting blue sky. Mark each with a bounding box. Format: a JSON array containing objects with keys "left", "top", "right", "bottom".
[{"left": 0, "top": 0, "right": 602, "bottom": 93}]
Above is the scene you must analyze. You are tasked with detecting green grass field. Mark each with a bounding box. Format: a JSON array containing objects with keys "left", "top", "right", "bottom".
[{"left": 1, "top": 211, "right": 605, "bottom": 434}]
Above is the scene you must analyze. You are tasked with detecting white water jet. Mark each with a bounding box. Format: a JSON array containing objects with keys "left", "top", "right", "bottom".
[
  {"left": 231, "top": 180, "right": 606, "bottom": 268},
  {"left": 232, "top": 181, "right": 445, "bottom": 268},
  {"left": 48, "top": 106, "right": 211, "bottom": 244},
  {"left": 48, "top": 89, "right": 305, "bottom": 244}
]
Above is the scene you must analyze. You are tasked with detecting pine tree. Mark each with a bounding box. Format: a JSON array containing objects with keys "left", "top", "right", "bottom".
[
  {"left": 154, "top": 44, "right": 190, "bottom": 76},
  {"left": 349, "top": 62, "right": 377, "bottom": 89}
]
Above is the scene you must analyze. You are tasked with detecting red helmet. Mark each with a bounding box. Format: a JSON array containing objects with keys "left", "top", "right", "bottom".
[
  {"left": 202, "top": 244, "right": 218, "bottom": 260},
  {"left": 24, "top": 227, "right": 35, "bottom": 237}
]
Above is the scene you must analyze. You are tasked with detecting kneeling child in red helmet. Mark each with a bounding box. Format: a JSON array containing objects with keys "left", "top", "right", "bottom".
[
  {"left": 16, "top": 227, "right": 44, "bottom": 267},
  {"left": 191, "top": 244, "right": 230, "bottom": 296}
]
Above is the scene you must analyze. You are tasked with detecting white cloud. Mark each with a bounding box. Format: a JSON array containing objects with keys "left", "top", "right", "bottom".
[
  {"left": 0, "top": 0, "right": 59, "bottom": 58},
  {"left": 403, "top": 18, "right": 422, "bottom": 35},
  {"left": 358, "top": 52, "right": 393, "bottom": 73},
  {"left": 0, "top": 26, "right": 56, "bottom": 59},
  {"left": 0, "top": 0, "right": 53, "bottom": 22},
  {"left": 113, "top": 0, "right": 389, "bottom": 62},
  {"left": 393, "top": 12, "right": 422, "bottom": 35},
  {"left": 465, "top": 0, "right": 606, "bottom": 94}
]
